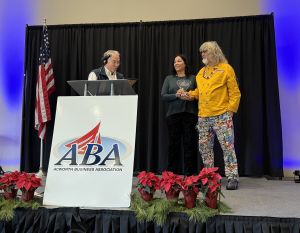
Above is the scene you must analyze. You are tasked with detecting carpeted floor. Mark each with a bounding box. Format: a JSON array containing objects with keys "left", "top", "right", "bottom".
[{"left": 219, "top": 177, "right": 300, "bottom": 218}]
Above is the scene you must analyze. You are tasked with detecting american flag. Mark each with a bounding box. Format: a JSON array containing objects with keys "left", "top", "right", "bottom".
[{"left": 34, "top": 24, "right": 55, "bottom": 140}]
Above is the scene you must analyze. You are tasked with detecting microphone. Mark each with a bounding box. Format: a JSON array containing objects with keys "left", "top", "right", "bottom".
[{"left": 101, "top": 54, "right": 111, "bottom": 65}]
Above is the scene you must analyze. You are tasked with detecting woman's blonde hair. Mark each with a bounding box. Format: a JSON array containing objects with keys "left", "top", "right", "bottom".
[{"left": 199, "top": 41, "right": 228, "bottom": 64}]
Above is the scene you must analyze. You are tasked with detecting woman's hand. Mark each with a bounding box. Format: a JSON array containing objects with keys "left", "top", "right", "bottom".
[
  {"left": 176, "top": 88, "right": 184, "bottom": 97},
  {"left": 178, "top": 91, "right": 194, "bottom": 101}
]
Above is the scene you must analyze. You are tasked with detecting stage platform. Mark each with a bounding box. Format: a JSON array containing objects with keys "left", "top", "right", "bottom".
[
  {"left": 217, "top": 177, "right": 300, "bottom": 218},
  {"left": 1, "top": 177, "right": 300, "bottom": 232}
]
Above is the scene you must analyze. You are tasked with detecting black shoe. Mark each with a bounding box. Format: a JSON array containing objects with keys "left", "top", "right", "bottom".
[{"left": 226, "top": 179, "right": 239, "bottom": 190}]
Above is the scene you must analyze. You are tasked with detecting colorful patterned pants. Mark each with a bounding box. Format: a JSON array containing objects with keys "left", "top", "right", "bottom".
[{"left": 197, "top": 112, "right": 239, "bottom": 179}]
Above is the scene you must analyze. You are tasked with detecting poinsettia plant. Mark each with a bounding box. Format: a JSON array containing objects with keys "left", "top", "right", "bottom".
[
  {"left": 137, "top": 171, "right": 160, "bottom": 194},
  {"left": 198, "top": 167, "right": 223, "bottom": 196},
  {"left": 16, "top": 172, "right": 42, "bottom": 191},
  {"left": 180, "top": 175, "right": 201, "bottom": 193},
  {"left": 159, "top": 171, "right": 182, "bottom": 192},
  {"left": 0, "top": 171, "right": 20, "bottom": 192}
]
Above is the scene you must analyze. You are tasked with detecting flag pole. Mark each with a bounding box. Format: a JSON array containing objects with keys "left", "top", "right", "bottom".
[
  {"left": 36, "top": 18, "right": 47, "bottom": 178},
  {"left": 36, "top": 138, "right": 45, "bottom": 177}
]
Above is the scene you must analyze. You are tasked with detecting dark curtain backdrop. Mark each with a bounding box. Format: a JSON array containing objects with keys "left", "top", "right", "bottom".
[{"left": 21, "top": 14, "right": 283, "bottom": 177}]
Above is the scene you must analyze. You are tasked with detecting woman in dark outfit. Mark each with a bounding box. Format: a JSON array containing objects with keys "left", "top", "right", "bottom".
[{"left": 161, "top": 54, "right": 198, "bottom": 175}]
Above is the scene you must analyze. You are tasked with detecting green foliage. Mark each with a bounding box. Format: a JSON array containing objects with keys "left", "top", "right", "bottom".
[
  {"left": 131, "top": 193, "right": 177, "bottom": 225},
  {"left": 0, "top": 196, "right": 41, "bottom": 221},
  {"left": 130, "top": 193, "right": 232, "bottom": 226},
  {"left": 183, "top": 201, "right": 218, "bottom": 223},
  {"left": 217, "top": 201, "right": 232, "bottom": 213}
]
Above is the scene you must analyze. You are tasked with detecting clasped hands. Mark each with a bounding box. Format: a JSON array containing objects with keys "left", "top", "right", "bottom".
[{"left": 176, "top": 89, "right": 193, "bottom": 101}]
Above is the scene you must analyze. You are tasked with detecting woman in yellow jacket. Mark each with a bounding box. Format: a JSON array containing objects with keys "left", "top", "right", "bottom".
[{"left": 188, "top": 41, "right": 241, "bottom": 190}]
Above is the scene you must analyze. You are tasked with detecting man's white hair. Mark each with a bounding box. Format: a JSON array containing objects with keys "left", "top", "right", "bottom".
[
  {"left": 199, "top": 41, "right": 228, "bottom": 64},
  {"left": 104, "top": 50, "right": 120, "bottom": 57}
]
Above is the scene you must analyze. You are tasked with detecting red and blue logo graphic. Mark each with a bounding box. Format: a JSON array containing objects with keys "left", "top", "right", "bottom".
[
  {"left": 64, "top": 122, "right": 102, "bottom": 155},
  {"left": 53, "top": 122, "right": 131, "bottom": 166}
]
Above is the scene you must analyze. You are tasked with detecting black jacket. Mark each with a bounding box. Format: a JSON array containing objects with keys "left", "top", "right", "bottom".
[{"left": 91, "top": 67, "right": 124, "bottom": 80}]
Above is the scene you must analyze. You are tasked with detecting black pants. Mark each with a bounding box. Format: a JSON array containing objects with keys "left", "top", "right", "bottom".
[{"left": 166, "top": 112, "right": 198, "bottom": 175}]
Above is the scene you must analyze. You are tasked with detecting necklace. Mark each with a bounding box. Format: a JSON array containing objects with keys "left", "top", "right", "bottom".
[{"left": 202, "top": 66, "right": 218, "bottom": 79}]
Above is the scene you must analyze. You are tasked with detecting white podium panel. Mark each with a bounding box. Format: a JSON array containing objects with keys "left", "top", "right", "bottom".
[{"left": 43, "top": 96, "right": 138, "bottom": 208}]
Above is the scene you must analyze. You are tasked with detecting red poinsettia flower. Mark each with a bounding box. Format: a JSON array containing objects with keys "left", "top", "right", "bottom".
[
  {"left": 159, "top": 171, "right": 182, "bottom": 192},
  {"left": 180, "top": 175, "right": 200, "bottom": 193},
  {"left": 0, "top": 171, "right": 21, "bottom": 191},
  {"left": 16, "top": 172, "right": 42, "bottom": 191},
  {"left": 137, "top": 171, "right": 160, "bottom": 194},
  {"left": 198, "top": 167, "right": 222, "bottom": 194}
]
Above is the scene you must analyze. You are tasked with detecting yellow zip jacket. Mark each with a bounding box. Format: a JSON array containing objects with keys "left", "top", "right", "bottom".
[{"left": 189, "top": 63, "right": 241, "bottom": 117}]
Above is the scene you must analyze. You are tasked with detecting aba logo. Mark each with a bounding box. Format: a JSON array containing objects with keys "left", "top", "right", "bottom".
[{"left": 53, "top": 122, "right": 130, "bottom": 166}]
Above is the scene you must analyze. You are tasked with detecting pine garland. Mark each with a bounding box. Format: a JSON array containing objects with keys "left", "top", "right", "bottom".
[
  {"left": 1, "top": 192, "right": 232, "bottom": 224},
  {"left": 0, "top": 197, "right": 41, "bottom": 221},
  {"left": 130, "top": 193, "right": 232, "bottom": 226}
]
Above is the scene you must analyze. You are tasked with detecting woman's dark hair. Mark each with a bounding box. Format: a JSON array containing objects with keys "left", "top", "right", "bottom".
[{"left": 172, "top": 54, "right": 190, "bottom": 76}]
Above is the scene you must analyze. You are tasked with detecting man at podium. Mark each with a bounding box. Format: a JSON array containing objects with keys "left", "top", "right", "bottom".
[{"left": 88, "top": 50, "right": 124, "bottom": 80}]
